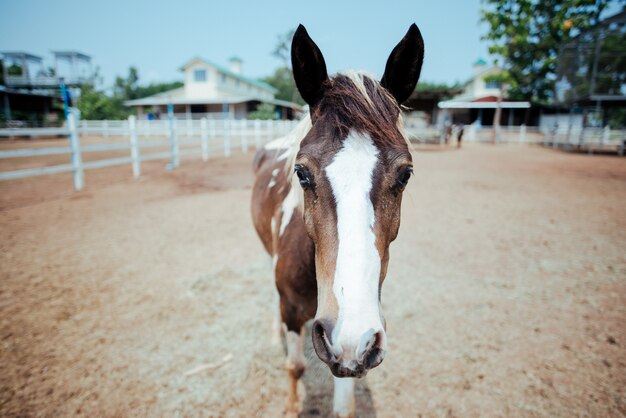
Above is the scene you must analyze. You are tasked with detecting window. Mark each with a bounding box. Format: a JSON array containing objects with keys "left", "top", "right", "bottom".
[
  {"left": 485, "top": 80, "right": 501, "bottom": 89},
  {"left": 194, "top": 69, "right": 207, "bottom": 82}
]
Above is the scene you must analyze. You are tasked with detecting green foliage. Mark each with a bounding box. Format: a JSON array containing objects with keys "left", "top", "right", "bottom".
[
  {"left": 480, "top": 0, "right": 613, "bottom": 104},
  {"left": 272, "top": 28, "right": 296, "bottom": 66},
  {"left": 77, "top": 82, "right": 130, "bottom": 120},
  {"left": 415, "top": 81, "right": 462, "bottom": 92},
  {"left": 7, "top": 63, "right": 23, "bottom": 76},
  {"left": 262, "top": 66, "right": 304, "bottom": 105},
  {"left": 606, "top": 107, "right": 626, "bottom": 129},
  {"left": 77, "top": 66, "right": 183, "bottom": 120},
  {"left": 263, "top": 28, "right": 305, "bottom": 106},
  {"left": 249, "top": 103, "right": 277, "bottom": 120}
]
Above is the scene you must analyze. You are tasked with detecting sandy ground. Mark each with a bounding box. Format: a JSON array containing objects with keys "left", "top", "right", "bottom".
[{"left": 1, "top": 143, "right": 625, "bottom": 417}]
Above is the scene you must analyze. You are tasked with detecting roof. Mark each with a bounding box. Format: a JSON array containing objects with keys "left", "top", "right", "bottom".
[
  {"left": 124, "top": 89, "right": 302, "bottom": 110},
  {"left": 1, "top": 51, "right": 43, "bottom": 62},
  {"left": 228, "top": 56, "right": 243, "bottom": 62},
  {"left": 474, "top": 58, "right": 487, "bottom": 66},
  {"left": 438, "top": 100, "right": 530, "bottom": 109},
  {"left": 179, "top": 57, "right": 276, "bottom": 93},
  {"left": 0, "top": 85, "right": 55, "bottom": 98},
  {"left": 462, "top": 65, "right": 503, "bottom": 87},
  {"left": 51, "top": 51, "right": 91, "bottom": 61}
]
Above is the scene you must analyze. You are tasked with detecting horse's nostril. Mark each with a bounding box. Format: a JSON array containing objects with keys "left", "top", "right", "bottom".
[
  {"left": 358, "top": 330, "right": 386, "bottom": 369},
  {"left": 311, "top": 319, "right": 335, "bottom": 364}
]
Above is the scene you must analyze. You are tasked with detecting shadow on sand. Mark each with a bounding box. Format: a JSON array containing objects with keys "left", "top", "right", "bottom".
[{"left": 294, "top": 323, "right": 377, "bottom": 418}]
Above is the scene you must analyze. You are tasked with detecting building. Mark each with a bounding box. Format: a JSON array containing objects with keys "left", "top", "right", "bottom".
[
  {"left": 125, "top": 57, "right": 302, "bottom": 120},
  {"left": 1, "top": 51, "right": 92, "bottom": 125},
  {"left": 438, "top": 59, "right": 530, "bottom": 126}
]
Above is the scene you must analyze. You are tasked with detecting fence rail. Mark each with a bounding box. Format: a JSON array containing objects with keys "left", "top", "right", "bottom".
[
  {"left": 1, "top": 116, "right": 624, "bottom": 190},
  {"left": 0, "top": 113, "right": 299, "bottom": 189}
]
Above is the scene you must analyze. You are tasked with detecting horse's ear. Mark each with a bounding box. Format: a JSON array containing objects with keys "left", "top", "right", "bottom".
[
  {"left": 381, "top": 23, "right": 424, "bottom": 105},
  {"left": 291, "top": 24, "right": 328, "bottom": 108}
]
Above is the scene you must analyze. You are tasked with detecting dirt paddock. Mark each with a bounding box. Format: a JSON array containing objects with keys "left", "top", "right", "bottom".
[{"left": 1, "top": 143, "right": 625, "bottom": 417}]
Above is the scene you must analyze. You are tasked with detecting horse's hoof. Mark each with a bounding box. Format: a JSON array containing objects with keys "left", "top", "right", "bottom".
[{"left": 284, "top": 401, "right": 302, "bottom": 418}]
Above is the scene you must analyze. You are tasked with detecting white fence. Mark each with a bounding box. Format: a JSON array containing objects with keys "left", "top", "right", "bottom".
[
  {"left": 1, "top": 116, "right": 624, "bottom": 191},
  {"left": 0, "top": 114, "right": 299, "bottom": 190},
  {"left": 541, "top": 125, "right": 626, "bottom": 155}
]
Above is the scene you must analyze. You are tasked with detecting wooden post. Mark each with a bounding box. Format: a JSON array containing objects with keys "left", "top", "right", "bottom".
[
  {"left": 254, "top": 119, "right": 261, "bottom": 149},
  {"left": 241, "top": 119, "right": 248, "bottom": 153},
  {"left": 128, "top": 115, "right": 141, "bottom": 178},
  {"left": 103, "top": 120, "right": 109, "bottom": 139},
  {"left": 67, "top": 111, "right": 84, "bottom": 191},
  {"left": 224, "top": 119, "right": 231, "bottom": 157},
  {"left": 519, "top": 124, "right": 526, "bottom": 143},
  {"left": 168, "top": 105, "right": 179, "bottom": 169},
  {"left": 201, "top": 117, "right": 209, "bottom": 161}
]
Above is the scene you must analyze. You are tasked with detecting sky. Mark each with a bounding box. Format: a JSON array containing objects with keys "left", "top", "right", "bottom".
[{"left": 0, "top": 0, "right": 491, "bottom": 89}]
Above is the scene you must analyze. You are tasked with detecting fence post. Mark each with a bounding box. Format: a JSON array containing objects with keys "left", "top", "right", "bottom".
[
  {"left": 519, "top": 124, "right": 526, "bottom": 143},
  {"left": 201, "top": 117, "right": 209, "bottom": 161},
  {"left": 553, "top": 127, "right": 559, "bottom": 149},
  {"left": 241, "top": 119, "right": 248, "bottom": 153},
  {"left": 254, "top": 119, "right": 261, "bottom": 149},
  {"left": 67, "top": 111, "right": 84, "bottom": 191},
  {"left": 602, "top": 126, "right": 609, "bottom": 145},
  {"left": 224, "top": 119, "right": 231, "bottom": 157},
  {"left": 168, "top": 106, "right": 179, "bottom": 169},
  {"left": 128, "top": 115, "right": 141, "bottom": 178},
  {"left": 209, "top": 118, "right": 216, "bottom": 153},
  {"left": 103, "top": 120, "right": 109, "bottom": 139},
  {"left": 268, "top": 119, "right": 274, "bottom": 142}
]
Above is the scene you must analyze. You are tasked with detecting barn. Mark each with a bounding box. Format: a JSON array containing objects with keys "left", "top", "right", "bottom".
[{"left": 124, "top": 57, "right": 302, "bottom": 120}]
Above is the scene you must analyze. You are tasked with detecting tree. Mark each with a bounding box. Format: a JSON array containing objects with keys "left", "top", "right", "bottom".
[
  {"left": 77, "top": 82, "right": 129, "bottom": 120},
  {"left": 262, "top": 28, "right": 305, "bottom": 105},
  {"left": 77, "top": 66, "right": 183, "bottom": 120},
  {"left": 272, "top": 28, "right": 296, "bottom": 66},
  {"left": 480, "top": 0, "right": 614, "bottom": 104},
  {"left": 7, "top": 63, "right": 23, "bottom": 76},
  {"left": 114, "top": 66, "right": 140, "bottom": 100},
  {"left": 249, "top": 103, "right": 277, "bottom": 120},
  {"left": 262, "top": 67, "right": 304, "bottom": 105}
]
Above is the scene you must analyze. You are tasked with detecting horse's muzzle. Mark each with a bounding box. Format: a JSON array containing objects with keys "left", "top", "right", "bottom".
[{"left": 312, "top": 319, "right": 386, "bottom": 378}]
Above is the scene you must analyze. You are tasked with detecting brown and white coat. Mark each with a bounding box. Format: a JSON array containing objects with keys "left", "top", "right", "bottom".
[{"left": 251, "top": 24, "right": 424, "bottom": 418}]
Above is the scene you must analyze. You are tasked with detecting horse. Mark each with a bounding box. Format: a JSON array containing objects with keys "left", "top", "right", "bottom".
[{"left": 251, "top": 24, "right": 424, "bottom": 417}]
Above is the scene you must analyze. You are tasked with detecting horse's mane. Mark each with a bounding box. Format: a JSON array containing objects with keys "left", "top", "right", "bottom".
[
  {"left": 314, "top": 70, "right": 408, "bottom": 148},
  {"left": 265, "top": 71, "right": 412, "bottom": 213},
  {"left": 275, "top": 71, "right": 409, "bottom": 170}
]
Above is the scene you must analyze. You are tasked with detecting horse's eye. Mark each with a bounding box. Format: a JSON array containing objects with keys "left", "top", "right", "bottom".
[
  {"left": 395, "top": 166, "right": 413, "bottom": 190},
  {"left": 294, "top": 164, "right": 313, "bottom": 189}
]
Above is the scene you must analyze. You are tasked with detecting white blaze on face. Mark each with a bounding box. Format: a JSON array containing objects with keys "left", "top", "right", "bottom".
[{"left": 325, "top": 130, "right": 384, "bottom": 359}]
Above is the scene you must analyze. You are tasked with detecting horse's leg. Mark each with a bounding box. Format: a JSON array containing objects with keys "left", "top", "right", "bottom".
[
  {"left": 285, "top": 325, "right": 306, "bottom": 415},
  {"left": 333, "top": 377, "right": 355, "bottom": 418},
  {"left": 271, "top": 272, "right": 282, "bottom": 346},
  {"left": 281, "top": 304, "right": 306, "bottom": 417},
  {"left": 271, "top": 295, "right": 282, "bottom": 345}
]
